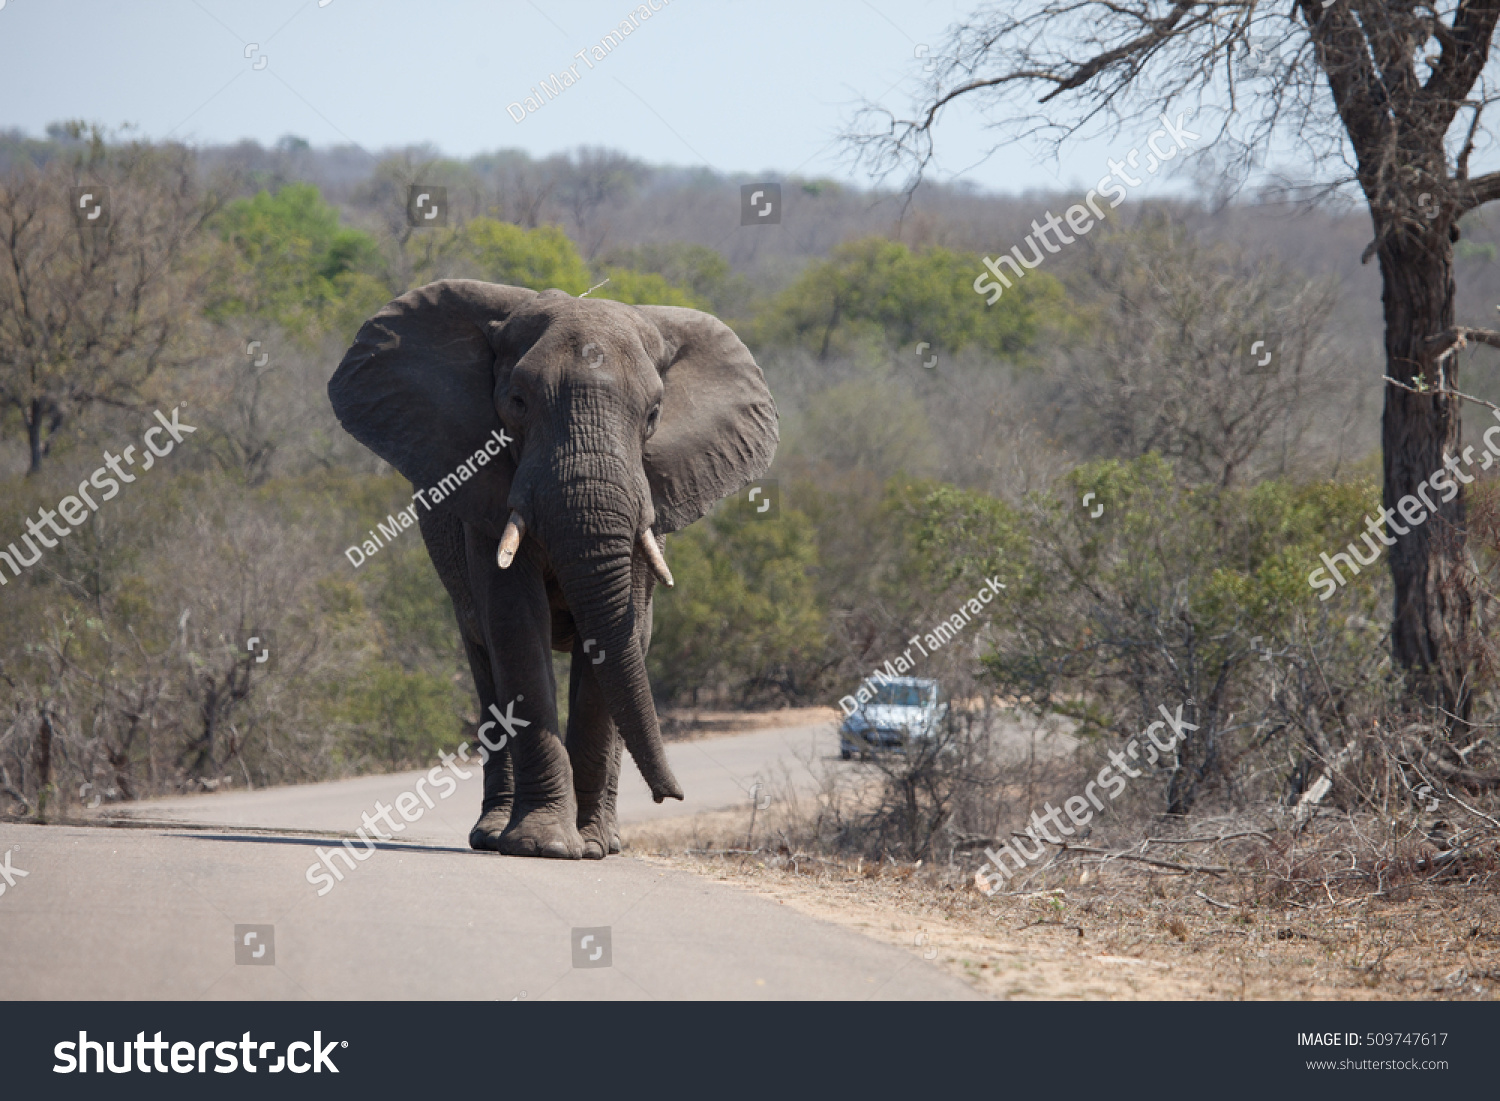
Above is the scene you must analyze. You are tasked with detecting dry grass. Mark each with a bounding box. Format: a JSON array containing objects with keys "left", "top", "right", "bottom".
[{"left": 623, "top": 804, "right": 1500, "bottom": 1000}]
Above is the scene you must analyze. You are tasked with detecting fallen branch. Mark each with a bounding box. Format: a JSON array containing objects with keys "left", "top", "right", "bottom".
[
  {"left": 1144, "top": 831, "right": 1274, "bottom": 846},
  {"left": 1021, "top": 919, "right": 1085, "bottom": 935},
  {"left": 1059, "top": 843, "right": 1230, "bottom": 877},
  {"left": 949, "top": 835, "right": 1003, "bottom": 852},
  {"left": 1194, "top": 889, "right": 1234, "bottom": 910},
  {"left": 1426, "top": 759, "right": 1500, "bottom": 792},
  {"left": 1445, "top": 794, "right": 1500, "bottom": 832}
]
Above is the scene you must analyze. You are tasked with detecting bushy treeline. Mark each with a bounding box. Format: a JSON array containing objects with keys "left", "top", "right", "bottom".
[{"left": 0, "top": 126, "right": 1493, "bottom": 818}]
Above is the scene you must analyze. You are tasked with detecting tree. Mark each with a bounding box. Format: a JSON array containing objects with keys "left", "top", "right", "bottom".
[
  {"left": 409, "top": 217, "right": 593, "bottom": 293},
  {"left": 405, "top": 217, "right": 712, "bottom": 306},
  {"left": 849, "top": 0, "right": 1500, "bottom": 722},
  {"left": 208, "top": 182, "right": 387, "bottom": 340},
  {"left": 648, "top": 498, "right": 826, "bottom": 703},
  {"left": 598, "top": 242, "right": 748, "bottom": 316},
  {"left": 755, "top": 236, "right": 1066, "bottom": 361},
  {"left": 355, "top": 148, "right": 489, "bottom": 242},
  {"left": 554, "top": 147, "right": 650, "bottom": 258},
  {"left": 782, "top": 377, "right": 940, "bottom": 482},
  {"left": 589, "top": 266, "right": 704, "bottom": 308},
  {"left": 1056, "top": 217, "right": 1343, "bottom": 488},
  {"left": 905, "top": 458, "right": 1388, "bottom": 815},
  {"left": 477, "top": 149, "right": 562, "bottom": 230},
  {"left": 0, "top": 129, "right": 215, "bottom": 473}
]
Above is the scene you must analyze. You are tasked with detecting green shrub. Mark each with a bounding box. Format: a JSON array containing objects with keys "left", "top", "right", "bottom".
[{"left": 649, "top": 496, "right": 826, "bottom": 703}]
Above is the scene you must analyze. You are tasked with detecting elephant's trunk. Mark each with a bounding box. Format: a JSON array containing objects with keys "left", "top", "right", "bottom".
[{"left": 539, "top": 469, "right": 683, "bottom": 804}]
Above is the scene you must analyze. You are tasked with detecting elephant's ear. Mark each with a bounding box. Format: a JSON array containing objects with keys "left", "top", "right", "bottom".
[
  {"left": 636, "top": 306, "right": 779, "bottom": 533},
  {"left": 328, "top": 280, "right": 537, "bottom": 537}
]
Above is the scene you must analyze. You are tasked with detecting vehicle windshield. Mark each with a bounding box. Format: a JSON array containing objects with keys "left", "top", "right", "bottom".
[{"left": 871, "top": 684, "right": 930, "bottom": 707}]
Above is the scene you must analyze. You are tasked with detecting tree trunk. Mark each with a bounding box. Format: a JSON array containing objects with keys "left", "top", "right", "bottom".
[
  {"left": 27, "top": 398, "right": 43, "bottom": 475},
  {"left": 1377, "top": 225, "right": 1473, "bottom": 724},
  {"left": 34, "top": 708, "right": 55, "bottom": 820}
]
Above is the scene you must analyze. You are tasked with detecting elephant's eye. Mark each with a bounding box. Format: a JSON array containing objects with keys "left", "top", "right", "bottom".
[
  {"left": 510, "top": 394, "right": 527, "bottom": 416},
  {"left": 645, "top": 403, "right": 661, "bottom": 438}
]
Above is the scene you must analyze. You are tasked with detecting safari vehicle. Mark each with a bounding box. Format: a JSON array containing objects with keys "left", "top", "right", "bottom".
[{"left": 839, "top": 677, "right": 948, "bottom": 759}]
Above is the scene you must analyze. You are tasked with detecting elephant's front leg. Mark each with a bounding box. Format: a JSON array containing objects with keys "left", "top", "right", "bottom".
[
  {"left": 466, "top": 526, "right": 582, "bottom": 859},
  {"left": 567, "top": 637, "right": 623, "bottom": 859},
  {"left": 463, "top": 632, "right": 515, "bottom": 852}
]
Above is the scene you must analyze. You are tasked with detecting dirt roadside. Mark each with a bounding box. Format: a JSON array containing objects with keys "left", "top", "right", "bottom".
[{"left": 623, "top": 803, "right": 1500, "bottom": 1001}]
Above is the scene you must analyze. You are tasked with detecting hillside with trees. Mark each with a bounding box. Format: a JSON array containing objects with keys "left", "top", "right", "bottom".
[{"left": 1, "top": 125, "right": 1498, "bottom": 868}]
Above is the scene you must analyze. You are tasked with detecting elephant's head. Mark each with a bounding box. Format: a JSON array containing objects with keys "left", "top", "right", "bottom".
[{"left": 328, "top": 280, "right": 778, "bottom": 803}]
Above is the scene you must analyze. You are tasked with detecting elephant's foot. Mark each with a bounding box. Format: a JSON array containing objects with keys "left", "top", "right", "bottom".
[
  {"left": 576, "top": 795, "right": 618, "bottom": 860},
  {"left": 578, "top": 819, "right": 614, "bottom": 860},
  {"left": 468, "top": 805, "right": 512, "bottom": 852},
  {"left": 471, "top": 751, "right": 515, "bottom": 851},
  {"left": 498, "top": 801, "right": 584, "bottom": 859}
]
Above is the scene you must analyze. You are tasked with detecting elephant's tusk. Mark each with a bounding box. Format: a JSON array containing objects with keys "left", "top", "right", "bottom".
[
  {"left": 640, "top": 530, "right": 674, "bottom": 588},
  {"left": 497, "top": 511, "right": 525, "bottom": 569}
]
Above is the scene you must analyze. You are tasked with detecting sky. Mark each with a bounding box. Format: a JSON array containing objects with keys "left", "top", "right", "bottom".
[{"left": 0, "top": 0, "right": 1207, "bottom": 196}]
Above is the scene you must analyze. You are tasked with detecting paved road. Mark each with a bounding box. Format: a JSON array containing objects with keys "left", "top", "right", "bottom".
[
  {"left": 0, "top": 722, "right": 980, "bottom": 1000},
  {"left": 105, "top": 722, "right": 837, "bottom": 837}
]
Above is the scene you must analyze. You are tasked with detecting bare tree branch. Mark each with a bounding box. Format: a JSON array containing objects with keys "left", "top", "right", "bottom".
[
  {"left": 1460, "top": 168, "right": 1500, "bottom": 209},
  {"left": 1384, "top": 374, "right": 1500, "bottom": 417}
]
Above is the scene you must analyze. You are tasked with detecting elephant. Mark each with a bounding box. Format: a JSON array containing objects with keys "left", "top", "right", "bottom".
[{"left": 328, "top": 280, "right": 778, "bottom": 859}]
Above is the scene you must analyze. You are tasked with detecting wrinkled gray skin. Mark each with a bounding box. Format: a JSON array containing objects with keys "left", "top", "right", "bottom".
[{"left": 329, "top": 281, "right": 778, "bottom": 858}]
